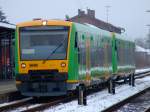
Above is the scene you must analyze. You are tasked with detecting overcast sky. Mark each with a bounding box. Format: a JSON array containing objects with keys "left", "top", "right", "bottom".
[{"left": 0, "top": 0, "right": 150, "bottom": 40}]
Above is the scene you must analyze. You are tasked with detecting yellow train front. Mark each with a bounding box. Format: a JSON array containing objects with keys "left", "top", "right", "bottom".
[{"left": 15, "top": 20, "right": 75, "bottom": 96}]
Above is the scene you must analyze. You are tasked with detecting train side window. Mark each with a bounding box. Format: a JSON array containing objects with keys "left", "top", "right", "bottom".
[
  {"left": 115, "top": 40, "right": 117, "bottom": 51},
  {"left": 91, "top": 36, "right": 93, "bottom": 41},
  {"left": 82, "top": 35, "right": 85, "bottom": 40},
  {"left": 75, "top": 32, "right": 78, "bottom": 48}
]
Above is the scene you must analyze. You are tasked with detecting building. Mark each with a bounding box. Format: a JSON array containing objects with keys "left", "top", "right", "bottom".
[
  {"left": 135, "top": 45, "right": 150, "bottom": 68},
  {"left": 0, "top": 22, "right": 15, "bottom": 80},
  {"left": 69, "top": 9, "right": 122, "bottom": 34}
]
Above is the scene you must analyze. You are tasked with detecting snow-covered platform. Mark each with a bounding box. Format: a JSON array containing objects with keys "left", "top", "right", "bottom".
[
  {"left": 135, "top": 68, "right": 150, "bottom": 73},
  {"left": 0, "top": 80, "right": 16, "bottom": 95},
  {"left": 44, "top": 72, "right": 150, "bottom": 112}
]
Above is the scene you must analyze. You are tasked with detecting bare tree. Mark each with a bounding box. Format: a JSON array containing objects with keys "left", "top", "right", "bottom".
[{"left": 0, "top": 7, "right": 8, "bottom": 22}]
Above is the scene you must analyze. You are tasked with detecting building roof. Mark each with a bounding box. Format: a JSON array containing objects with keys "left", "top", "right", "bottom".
[
  {"left": 0, "top": 22, "right": 16, "bottom": 29},
  {"left": 69, "top": 9, "right": 122, "bottom": 34},
  {"left": 0, "top": 22, "right": 15, "bottom": 39},
  {"left": 136, "top": 45, "right": 150, "bottom": 55},
  {"left": 136, "top": 45, "right": 147, "bottom": 52}
]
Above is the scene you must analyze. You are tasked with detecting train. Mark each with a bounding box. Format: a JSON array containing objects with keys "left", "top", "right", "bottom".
[{"left": 15, "top": 19, "right": 135, "bottom": 96}]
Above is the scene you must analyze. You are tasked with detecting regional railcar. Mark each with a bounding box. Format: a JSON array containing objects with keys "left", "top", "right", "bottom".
[{"left": 15, "top": 19, "right": 135, "bottom": 96}]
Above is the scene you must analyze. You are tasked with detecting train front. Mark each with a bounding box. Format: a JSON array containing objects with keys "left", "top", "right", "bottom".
[{"left": 15, "top": 20, "right": 71, "bottom": 96}]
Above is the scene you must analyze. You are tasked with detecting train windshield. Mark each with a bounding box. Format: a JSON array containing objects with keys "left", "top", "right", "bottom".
[{"left": 19, "top": 26, "right": 69, "bottom": 60}]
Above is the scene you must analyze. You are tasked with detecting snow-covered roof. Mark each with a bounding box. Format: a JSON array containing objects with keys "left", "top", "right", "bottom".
[
  {"left": 84, "top": 23, "right": 100, "bottom": 29},
  {"left": 0, "top": 22, "right": 16, "bottom": 29},
  {"left": 136, "top": 45, "right": 147, "bottom": 52},
  {"left": 146, "top": 49, "right": 150, "bottom": 55},
  {"left": 136, "top": 45, "right": 150, "bottom": 54}
]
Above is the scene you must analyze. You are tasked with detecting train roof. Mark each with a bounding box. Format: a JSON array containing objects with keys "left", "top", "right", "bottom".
[
  {"left": 73, "top": 22, "right": 134, "bottom": 44},
  {"left": 73, "top": 22, "right": 112, "bottom": 37},
  {"left": 17, "top": 19, "right": 134, "bottom": 44},
  {"left": 17, "top": 19, "right": 72, "bottom": 27}
]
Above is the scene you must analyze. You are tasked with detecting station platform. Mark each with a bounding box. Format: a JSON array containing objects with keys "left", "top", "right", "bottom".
[{"left": 0, "top": 80, "right": 17, "bottom": 95}]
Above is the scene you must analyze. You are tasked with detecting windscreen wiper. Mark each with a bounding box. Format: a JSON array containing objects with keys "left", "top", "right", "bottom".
[{"left": 42, "top": 38, "right": 66, "bottom": 64}]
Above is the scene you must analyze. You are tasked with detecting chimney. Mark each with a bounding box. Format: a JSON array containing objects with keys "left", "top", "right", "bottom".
[
  {"left": 78, "top": 9, "right": 85, "bottom": 16},
  {"left": 87, "top": 9, "right": 95, "bottom": 18}
]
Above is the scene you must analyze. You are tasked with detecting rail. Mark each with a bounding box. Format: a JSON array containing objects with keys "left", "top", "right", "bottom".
[{"left": 0, "top": 69, "right": 149, "bottom": 112}]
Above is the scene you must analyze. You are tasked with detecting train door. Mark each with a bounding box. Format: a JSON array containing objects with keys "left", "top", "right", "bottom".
[
  {"left": 103, "top": 38, "right": 110, "bottom": 77},
  {"left": 78, "top": 33, "right": 91, "bottom": 85},
  {"left": 85, "top": 36, "right": 91, "bottom": 85},
  {"left": 78, "top": 33, "right": 86, "bottom": 80}
]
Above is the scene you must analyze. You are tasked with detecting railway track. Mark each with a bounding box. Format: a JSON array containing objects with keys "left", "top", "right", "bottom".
[
  {"left": 21, "top": 95, "right": 75, "bottom": 112},
  {"left": 0, "top": 85, "right": 103, "bottom": 112},
  {"left": 144, "top": 106, "right": 150, "bottom": 112},
  {"left": 0, "top": 70, "right": 150, "bottom": 112},
  {"left": 0, "top": 95, "right": 76, "bottom": 112},
  {"left": 135, "top": 70, "right": 150, "bottom": 79},
  {"left": 122, "top": 88, "right": 150, "bottom": 112},
  {"left": 102, "top": 87, "right": 150, "bottom": 112},
  {"left": 102, "top": 70, "right": 150, "bottom": 112},
  {"left": 0, "top": 97, "right": 33, "bottom": 112}
]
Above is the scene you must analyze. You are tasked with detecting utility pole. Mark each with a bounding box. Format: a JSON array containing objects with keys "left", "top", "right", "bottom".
[
  {"left": 146, "top": 10, "right": 150, "bottom": 49},
  {"left": 146, "top": 10, "right": 150, "bottom": 12},
  {"left": 105, "top": 6, "right": 111, "bottom": 23},
  {"left": 146, "top": 24, "right": 150, "bottom": 49}
]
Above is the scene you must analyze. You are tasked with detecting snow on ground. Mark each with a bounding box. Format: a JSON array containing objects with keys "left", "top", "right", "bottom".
[{"left": 44, "top": 76, "right": 150, "bottom": 112}]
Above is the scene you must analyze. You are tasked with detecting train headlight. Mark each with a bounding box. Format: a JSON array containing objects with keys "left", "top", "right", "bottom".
[
  {"left": 21, "top": 63, "right": 26, "bottom": 68},
  {"left": 42, "top": 20, "right": 47, "bottom": 25},
  {"left": 61, "top": 62, "right": 66, "bottom": 67}
]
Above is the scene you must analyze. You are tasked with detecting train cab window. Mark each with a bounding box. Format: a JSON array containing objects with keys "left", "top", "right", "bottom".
[
  {"left": 115, "top": 40, "right": 117, "bottom": 51},
  {"left": 19, "top": 26, "right": 69, "bottom": 60}
]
